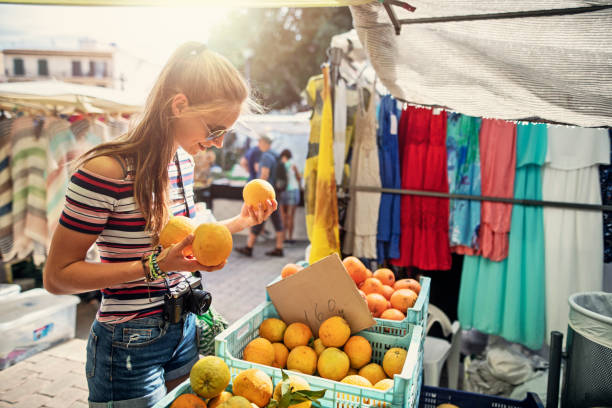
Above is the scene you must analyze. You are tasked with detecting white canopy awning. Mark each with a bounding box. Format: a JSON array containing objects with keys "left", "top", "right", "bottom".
[
  {"left": 0, "top": 80, "right": 143, "bottom": 114},
  {"left": 350, "top": 1, "right": 612, "bottom": 127}
]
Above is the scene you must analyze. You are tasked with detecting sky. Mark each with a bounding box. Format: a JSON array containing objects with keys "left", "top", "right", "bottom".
[{"left": 0, "top": 3, "right": 234, "bottom": 96}]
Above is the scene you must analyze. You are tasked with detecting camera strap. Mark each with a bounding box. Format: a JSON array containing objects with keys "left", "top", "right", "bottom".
[{"left": 173, "top": 152, "right": 192, "bottom": 218}]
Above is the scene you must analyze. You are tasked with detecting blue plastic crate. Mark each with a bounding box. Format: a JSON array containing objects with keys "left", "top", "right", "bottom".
[
  {"left": 267, "top": 275, "right": 430, "bottom": 337},
  {"left": 419, "top": 385, "right": 544, "bottom": 408},
  {"left": 214, "top": 300, "right": 424, "bottom": 408}
]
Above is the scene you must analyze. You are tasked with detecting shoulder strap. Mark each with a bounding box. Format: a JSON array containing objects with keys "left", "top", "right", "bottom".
[
  {"left": 110, "top": 155, "right": 128, "bottom": 179},
  {"left": 173, "top": 152, "right": 191, "bottom": 217}
]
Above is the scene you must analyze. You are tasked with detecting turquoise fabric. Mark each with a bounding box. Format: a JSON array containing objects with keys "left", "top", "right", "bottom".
[
  {"left": 447, "top": 113, "right": 482, "bottom": 248},
  {"left": 458, "top": 122, "right": 547, "bottom": 350}
]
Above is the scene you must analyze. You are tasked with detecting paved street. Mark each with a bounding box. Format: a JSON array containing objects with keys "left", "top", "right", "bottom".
[{"left": 0, "top": 231, "right": 308, "bottom": 407}]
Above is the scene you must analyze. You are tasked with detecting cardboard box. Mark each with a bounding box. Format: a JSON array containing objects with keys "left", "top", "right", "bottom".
[{"left": 266, "top": 253, "right": 375, "bottom": 334}]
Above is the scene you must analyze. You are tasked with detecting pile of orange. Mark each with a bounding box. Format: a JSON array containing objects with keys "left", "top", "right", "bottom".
[
  {"left": 343, "top": 256, "right": 421, "bottom": 320},
  {"left": 240, "top": 315, "right": 407, "bottom": 391}
]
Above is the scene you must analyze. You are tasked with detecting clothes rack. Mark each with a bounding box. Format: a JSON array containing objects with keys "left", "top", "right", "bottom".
[
  {"left": 393, "top": 97, "right": 611, "bottom": 129},
  {"left": 347, "top": 185, "right": 612, "bottom": 213}
]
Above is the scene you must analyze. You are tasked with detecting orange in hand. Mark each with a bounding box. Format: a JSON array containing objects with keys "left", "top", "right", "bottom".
[
  {"left": 159, "top": 216, "right": 195, "bottom": 256},
  {"left": 192, "top": 223, "right": 233, "bottom": 266},
  {"left": 243, "top": 179, "right": 275, "bottom": 207}
]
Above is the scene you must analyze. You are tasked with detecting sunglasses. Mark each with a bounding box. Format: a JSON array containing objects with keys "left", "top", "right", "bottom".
[{"left": 199, "top": 118, "right": 233, "bottom": 141}]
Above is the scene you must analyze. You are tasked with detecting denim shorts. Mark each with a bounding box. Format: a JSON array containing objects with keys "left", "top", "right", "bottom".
[
  {"left": 86, "top": 313, "right": 199, "bottom": 408},
  {"left": 280, "top": 189, "right": 300, "bottom": 206}
]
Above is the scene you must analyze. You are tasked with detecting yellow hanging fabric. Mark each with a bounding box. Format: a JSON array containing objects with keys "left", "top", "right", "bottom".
[
  {"left": 304, "top": 75, "right": 323, "bottom": 241},
  {"left": 309, "top": 65, "right": 340, "bottom": 263}
]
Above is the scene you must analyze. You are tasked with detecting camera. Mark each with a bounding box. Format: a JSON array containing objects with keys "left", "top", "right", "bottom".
[{"left": 163, "top": 274, "right": 212, "bottom": 324}]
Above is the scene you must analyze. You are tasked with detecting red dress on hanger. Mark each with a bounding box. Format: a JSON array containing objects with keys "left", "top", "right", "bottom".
[{"left": 392, "top": 106, "right": 452, "bottom": 270}]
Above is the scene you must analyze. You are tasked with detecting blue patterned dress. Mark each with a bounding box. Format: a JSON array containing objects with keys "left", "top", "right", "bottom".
[{"left": 446, "top": 113, "right": 482, "bottom": 250}]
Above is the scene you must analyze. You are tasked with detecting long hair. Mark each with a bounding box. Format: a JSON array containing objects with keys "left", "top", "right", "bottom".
[{"left": 78, "top": 42, "right": 253, "bottom": 242}]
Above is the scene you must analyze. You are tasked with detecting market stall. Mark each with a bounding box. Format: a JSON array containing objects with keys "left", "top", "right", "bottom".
[{"left": 0, "top": 1, "right": 610, "bottom": 408}]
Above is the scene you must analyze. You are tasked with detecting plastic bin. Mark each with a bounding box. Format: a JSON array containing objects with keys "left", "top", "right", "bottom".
[
  {"left": 562, "top": 291, "right": 612, "bottom": 407},
  {"left": 419, "top": 385, "right": 544, "bottom": 408},
  {"left": 213, "top": 301, "right": 423, "bottom": 408},
  {"left": 0, "top": 289, "right": 80, "bottom": 370},
  {"left": 0, "top": 283, "right": 20, "bottom": 298},
  {"left": 267, "top": 276, "right": 430, "bottom": 337}
]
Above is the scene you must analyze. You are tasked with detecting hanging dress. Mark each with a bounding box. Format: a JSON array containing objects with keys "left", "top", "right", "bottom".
[
  {"left": 309, "top": 66, "right": 340, "bottom": 263},
  {"left": 479, "top": 119, "right": 517, "bottom": 261},
  {"left": 446, "top": 113, "right": 482, "bottom": 252},
  {"left": 0, "top": 118, "right": 14, "bottom": 260},
  {"left": 304, "top": 75, "right": 324, "bottom": 242},
  {"left": 459, "top": 123, "right": 547, "bottom": 350},
  {"left": 393, "top": 107, "right": 451, "bottom": 270},
  {"left": 543, "top": 126, "right": 609, "bottom": 342},
  {"left": 8, "top": 116, "right": 49, "bottom": 265},
  {"left": 376, "top": 95, "right": 401, "bottom": 263},
  {"left": 334, "top": 78, "right": 347, "bottom": 187},
  {"left": 343, "top": 86, "right": 381, "bottom": 259}
]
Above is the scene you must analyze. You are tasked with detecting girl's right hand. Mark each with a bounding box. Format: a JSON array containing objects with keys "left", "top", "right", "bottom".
[{"left": 156, "top": 234, "right": 226, "bottom": 273}]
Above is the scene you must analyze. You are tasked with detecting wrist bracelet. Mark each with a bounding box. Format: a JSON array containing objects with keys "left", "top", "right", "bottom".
[{"left": 147, "top": 252, "right": 167, "bottom": 281}]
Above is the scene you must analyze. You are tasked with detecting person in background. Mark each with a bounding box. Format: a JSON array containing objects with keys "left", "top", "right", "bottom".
[
  {"left": 240, "top": 142, "right": 261, "bottom": 181},
  {"left": 236, "top": 134, "right": 285, "bottom": 257},
  {"left": 279, "top": 149, "right": 301, "bottom": 244}
]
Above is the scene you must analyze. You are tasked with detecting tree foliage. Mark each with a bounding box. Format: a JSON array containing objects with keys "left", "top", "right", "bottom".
[{"left": 207, "top": 7, "right": 352, "bottom": 110}]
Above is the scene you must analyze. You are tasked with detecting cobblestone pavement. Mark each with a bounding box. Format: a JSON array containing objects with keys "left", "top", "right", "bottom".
[
  {"left": 0, "top": 340, "right": 89, "bottom": 408},
  {"left": 0, "top": 234, "right": 308, "bottom": 407}
]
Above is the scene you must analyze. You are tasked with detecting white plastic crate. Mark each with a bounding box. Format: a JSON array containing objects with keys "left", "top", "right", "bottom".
[
  {"left": 0, "top": 289, "right": 80, "bottom": 369},
  {"left": 0, "top": 283, "right": 20, "bottom": 298}
]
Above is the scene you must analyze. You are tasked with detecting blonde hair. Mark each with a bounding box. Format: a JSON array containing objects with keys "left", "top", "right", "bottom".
[{"left": 79, "top": 42, "right": 254, "bottom": 242}]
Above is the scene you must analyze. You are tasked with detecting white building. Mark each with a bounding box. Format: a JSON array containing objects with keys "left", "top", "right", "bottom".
[{"left": 2, "top": 48, "right": 114, "bottom": 88}]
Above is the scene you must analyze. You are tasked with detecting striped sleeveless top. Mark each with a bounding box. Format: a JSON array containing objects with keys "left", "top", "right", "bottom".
[{"left": 59, "top": 148, "right": 196, "bottom": 323}]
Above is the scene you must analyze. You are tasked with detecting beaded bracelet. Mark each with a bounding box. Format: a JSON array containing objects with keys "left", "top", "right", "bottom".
[
  {"left": 141, "top": 246, "right": 166, "bottom": 281},
  {"left": 148, "top": 252, "right": 167, "bottom": 281}
]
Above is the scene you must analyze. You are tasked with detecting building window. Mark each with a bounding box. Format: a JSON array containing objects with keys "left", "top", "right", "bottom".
[
  {"left": 72, "top": 61, "right": 82, "bottom": 77},
  {"left": 38, "top": 59, "right": 49, "bottom": 76},
  {"left": 13, "top": 58, "right": 25, "bottom": 76},
  {"left": 89, "top": 61, "right": 108, "bottom": 78}
]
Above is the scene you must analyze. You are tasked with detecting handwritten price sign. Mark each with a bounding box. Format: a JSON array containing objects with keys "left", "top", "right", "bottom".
[
  {"left": 304, "top": 299, "right": 345, "bottom": 327},
  {"left": 267, "top": 254, "right": 375, "bottom": 334}
]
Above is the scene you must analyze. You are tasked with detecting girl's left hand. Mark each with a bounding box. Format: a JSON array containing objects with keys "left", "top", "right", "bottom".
[{"left": 240, "top": 199, "right": 278, "bottom": 228}]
